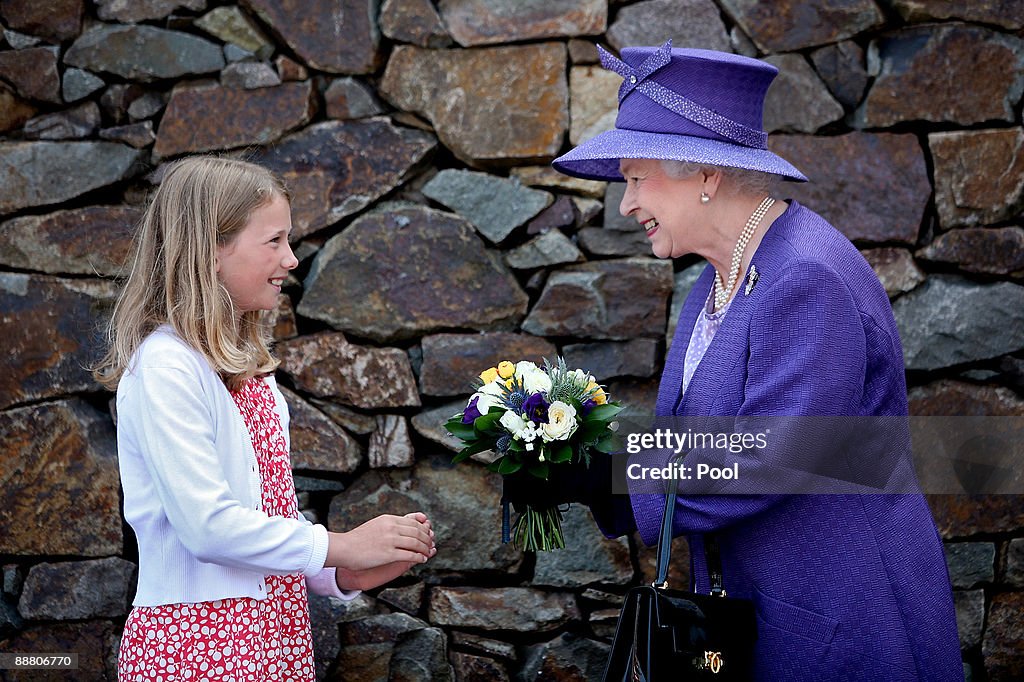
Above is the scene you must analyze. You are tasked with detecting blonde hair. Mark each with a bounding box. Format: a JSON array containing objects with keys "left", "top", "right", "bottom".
[{"left": 94, "top": 156, "right": 291, "bottom": 392}]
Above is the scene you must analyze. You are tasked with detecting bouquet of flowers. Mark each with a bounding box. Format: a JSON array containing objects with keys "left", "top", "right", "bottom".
[{"left": 445, "top": 357, "right": 622, "bottom": 551}]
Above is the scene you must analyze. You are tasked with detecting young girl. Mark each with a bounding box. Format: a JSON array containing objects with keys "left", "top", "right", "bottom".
[{"left": 94, "top": 156, "right": 436, "bottom": 681}]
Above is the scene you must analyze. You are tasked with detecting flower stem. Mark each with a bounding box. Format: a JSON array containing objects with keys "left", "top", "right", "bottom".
[{"left": 510, "top": 504, "right": 565, "bottom": 551}]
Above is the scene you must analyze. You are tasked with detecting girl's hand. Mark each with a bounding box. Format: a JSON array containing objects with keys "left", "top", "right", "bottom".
[
  {"left": 327, "top": 511, "right": 436, "bottom": 572},
  {"left": 334, "top": 560, "right": 419, "bottom": 592}
]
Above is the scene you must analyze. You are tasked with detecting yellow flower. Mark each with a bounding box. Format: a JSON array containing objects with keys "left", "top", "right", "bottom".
[
  {"left": 505, "top": 378, "right": 515, "bottom": 389},
  {"left": 497, "top": 360, "right": 515, "bottom": 379},
  {"left": 480, "top": 367, "right": 499, "bottom": 384},
  {"left": 588, "top": 381, "right": 608, "bottom": 405}
]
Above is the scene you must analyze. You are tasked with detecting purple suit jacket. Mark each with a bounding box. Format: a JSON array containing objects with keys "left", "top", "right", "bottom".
[{"left": 621, "top": 202, "right": 961, "bottom": 681}]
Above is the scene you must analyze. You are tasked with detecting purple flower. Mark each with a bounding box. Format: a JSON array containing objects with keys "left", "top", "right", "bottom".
[
  {"left": 462, "top": 396, "right": 482, "bottom": 424},
  {"left": 523, "top": 392, "right": 549, "bottom": 424},
  {"left": 581, "top": 399, "right": 597, "bottom": 416}
]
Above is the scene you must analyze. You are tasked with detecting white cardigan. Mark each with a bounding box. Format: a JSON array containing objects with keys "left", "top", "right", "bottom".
[{"left": 117, "top": 326, "right": 354, "bottom": 606}]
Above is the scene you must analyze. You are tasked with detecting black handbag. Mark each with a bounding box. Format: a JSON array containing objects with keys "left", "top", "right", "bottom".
[{"left": 602, "top": 488, "right": 757, "bottom": 681}]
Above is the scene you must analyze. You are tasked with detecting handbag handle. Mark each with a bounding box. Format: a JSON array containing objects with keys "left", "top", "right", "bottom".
[{"left": 653, "top": 472, "right": 726, "bottom": 596}]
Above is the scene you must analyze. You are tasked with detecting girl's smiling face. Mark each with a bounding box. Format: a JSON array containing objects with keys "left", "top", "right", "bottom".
[
  {"left": 619, "top": 158, "right": 704, "bottom": 260},
  {"left": 215, "top": 193, "right": 298, "bottom": 316}
]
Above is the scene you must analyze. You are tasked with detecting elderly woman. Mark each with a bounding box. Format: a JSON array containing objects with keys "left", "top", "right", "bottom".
[{"left": 552, "top": 43, "right": 961, "bottom": 681}]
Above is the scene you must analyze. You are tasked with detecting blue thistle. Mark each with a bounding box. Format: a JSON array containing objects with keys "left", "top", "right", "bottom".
[
  {"left": 505, "top": 390, "right": 527, "bottom": 412},
  {"left": 496, "top": 434, "right": 512, "bottom": 452}
]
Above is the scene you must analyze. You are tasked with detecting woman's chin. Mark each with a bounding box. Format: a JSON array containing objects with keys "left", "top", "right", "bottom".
[{"left": 650, "top": 243, "right": 673, "bottom": 259}]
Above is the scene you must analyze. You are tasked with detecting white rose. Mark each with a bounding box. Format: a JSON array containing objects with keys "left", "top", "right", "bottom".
[
  {"left": 542, "top": 401, "right": 578, "bottom": 442},
  {"left": 570, "top": 368, "right": 591, "bottom": 384},
  {"left": 514, "top": 360, "right": 539, "bottom": 380},
  {"left": 522, "top": 366, "right": 552, "bottom": 394},
  {"left": 499, "top": 410, "right": 527, "bottom": 435}
]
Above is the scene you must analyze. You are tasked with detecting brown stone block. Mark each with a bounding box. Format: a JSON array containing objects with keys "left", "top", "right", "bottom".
[
  {"left": 918, "top": 227, "right": 1024, "bottom": 276},
  {"left": 0, "top": 46, "right": 60, "bottom": 103},
  {"left": 0, "top": 141, "right": 141, "bottom": 215},
  {"left": 0, "top": 205, "right": 141, "bottom": 276},
  {"left": 0, "top": 83, "right": 36, "bottom": 133},
  {"left": 909, "top": 380, "right": 1024, "bottom": 417},
  {"left": 0, "top": 399, "right": 121, "bottom": 556},
  {"left": 380, "top": 43, "right": 567, "bottom": 166},
  {"left": 298, "top": 205, "right": 528, "bottom": 343},
  {"left": 154, "top": 81, "right": 314, "bottom": 159},
  {"left": 280, "top": 386, "right": 362, "bottom": 474},
  {"left": 771, "top": 132, "right": 929, "bottom": 244},
  {"left": 438, "top": 0, "right": 606, "bottom": 47},
  {"left": 719, "top": 0, "right": 883, "bottom": 52},
  {"left": 891, "top": 0, "right": 1024, "bottom": 31},
  {"left": 380, "top": 0, "right": 452, "bottom": 48},
  {"left": 95, "top": 0, "right": 206, "bottom": 23},
  {"left": 242, "top": 0, "right": 381, "bottom": 74},
  {"left": 268, "top": 293, "right": 297, "bottom": 341},
  {"left": 762, "top": 54, "right": 844, "bottom": 133},
  {"left": 983, "top": 591, "right": 1024, "bottom": 681},
  {"left": 809, "top": 40, "right": 869, "bottom": 110},
  {"left": 857, "top": 25, "right": 1024, "bottom": 127},
  {"left": 927, "top": 494, "right": 1024, "bottom": 538},
  {"left": 252, "top": 119, "right": 436, "bottom": 239},
  {"left": 368, "top": 414, "right": 414, "bottom": 469},
  {"left": 277, "top": 332, "right": 421, "bottom": 409},
  {"left": 0, "top": 621, "right": 117, "bottom": 680},
  {"left": 523, "top": 258, "right": 673, "bottom": 340},
  {"left": 329, "top": 457, "right": 522, "bottom": 574},
  {"left": 0, "top": 275, "right": 117, "bottom": 409},
  {"left": 608, "top": 0, "right": 730, "bottom": 53},
  {"left": 419, "top": 332, "right": 558, "bottom": 396},
  {"left": 65, "top": 24, "right": 224, "bottom": 82},
  {"left": 429, "top": 586, "right": 578, "bottom": 631},
  {"left": 562, "top": 338, "right": 660, "bottom": 381},
  {"left": 861, "top": 248, "right": 925, "bottom": 299},
  {"left": 520, "top": 632, "right": 610, "bottom": 680},
  {"left": 451, "top": 652, "right": 511, "bottom": 682},
  {"left": 929, "top": 129, "right": 1024, "bottom": 230},
  {"left": 0, "top": 0, "right": 83, "bottom": 42},
  {"left": 569, "top": 64, "right": 619, "bottom": 146}
]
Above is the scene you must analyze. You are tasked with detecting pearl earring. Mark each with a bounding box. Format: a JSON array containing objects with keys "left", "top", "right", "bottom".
[{"left": 700, "top": 192, "right": 710, "bottom": 204}]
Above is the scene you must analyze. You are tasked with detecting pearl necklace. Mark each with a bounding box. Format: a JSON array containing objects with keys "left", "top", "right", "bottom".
[{"left": 713, "top": 195, "right": 775, "bottom": 311}]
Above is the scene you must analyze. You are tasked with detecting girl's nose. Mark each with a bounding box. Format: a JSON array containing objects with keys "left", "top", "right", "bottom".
[{"left": 283, "top": 242, "right": 299, "bottom": 270}]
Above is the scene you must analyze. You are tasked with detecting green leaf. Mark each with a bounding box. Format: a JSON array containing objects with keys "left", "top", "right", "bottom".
[
  {"left": 550, "top": 444, "right": 573, "bottom": 463},
  {"left": 578, "top": 420, "right": 608, "bottom": 443},
  {"left": 528, "top": 460, "right": 550, "bottom": 479},
  {"left": 497, "top": 457, "right": 522, "bottom": 475},
  {"left": 586, "top": 404, "right": 622, "bottom": 422},
  {"left": 445, "top": 420, "right": 476, "bottom": 441},
  {"left": 474, "top": 409, "right": 504, "bottom": 433},
  {"left": 452, "top": 439, "right": 496, "bottom": 463},
  {"left": 594, "top": 433, "right": 623, "bottom": 453}
]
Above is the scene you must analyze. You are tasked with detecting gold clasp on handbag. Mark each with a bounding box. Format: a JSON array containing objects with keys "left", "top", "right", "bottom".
[{"left": 695, "top": 650, "right": 723, "bottom": 674}]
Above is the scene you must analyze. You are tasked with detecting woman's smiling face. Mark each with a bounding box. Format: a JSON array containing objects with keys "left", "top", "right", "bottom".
[{"left": 618, "top": 158, "right": 703, "bottom": 260}]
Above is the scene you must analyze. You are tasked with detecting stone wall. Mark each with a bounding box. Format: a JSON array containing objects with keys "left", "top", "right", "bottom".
[{"left": 1, "top": 0, "right": 1022, "bottom": 680}]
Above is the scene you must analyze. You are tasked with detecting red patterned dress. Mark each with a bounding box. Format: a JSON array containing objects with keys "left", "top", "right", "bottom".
[{"left": 119, "top": 378, "right": 316, "bottom": 681}]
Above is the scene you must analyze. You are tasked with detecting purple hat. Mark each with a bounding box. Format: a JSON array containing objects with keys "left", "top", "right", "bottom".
[{"left": 552, "top": 41, "right": 807, "bottom": 183}]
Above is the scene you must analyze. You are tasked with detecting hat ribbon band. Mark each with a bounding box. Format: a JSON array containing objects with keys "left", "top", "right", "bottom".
[{"left": 599, "top": 42, "right": 769, "bottom": 151}]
